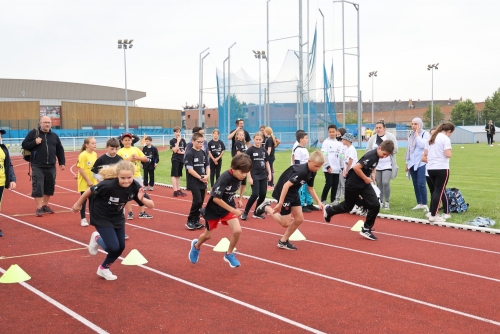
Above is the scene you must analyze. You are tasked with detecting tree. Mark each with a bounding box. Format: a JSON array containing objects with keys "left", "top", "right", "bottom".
[
  {"left": 423, "top": 104, "right": 445, "bottom": 128},
  {"left": 344, "top": 110, "right": 365, "bottom": 124},
  {"left": 229, "top": 94, "right": 247, "bottom": 122},
  {"left": 483, "top": 88, "right": 500, "bottom": 125},
  {"left": 450, "top": 99, "right": 477, "bottom": 125}
]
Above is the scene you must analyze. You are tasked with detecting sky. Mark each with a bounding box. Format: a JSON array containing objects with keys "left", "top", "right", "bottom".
[{"left": 1, "top": 0, "right": 499, "bottom": 110}]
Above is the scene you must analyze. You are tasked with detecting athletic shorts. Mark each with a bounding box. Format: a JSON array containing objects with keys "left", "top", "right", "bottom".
[
  {"left": 206, "top": 212, "right": 238, "bottom": 231},
  {"left": 31, "top": 166, "right": 56, "bottom": 197},
  {"left": 171, "top": 160, "right": 183, "bottom": 177},
  {"left": 279, "top": 195, "right": 301, "bottom": 216}
]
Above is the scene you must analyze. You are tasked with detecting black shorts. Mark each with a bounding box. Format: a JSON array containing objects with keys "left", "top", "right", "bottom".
[
  {"left": 171, "top": 160, "right": 184, "bottom": 177},
  {"left": 31, "top": 166, "right": 56, "bottom": 197},
  {"left": 279, "top": 194, "right": 301, "bottom": 216}
]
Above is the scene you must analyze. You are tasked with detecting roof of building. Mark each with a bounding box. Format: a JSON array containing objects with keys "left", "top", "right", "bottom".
[
  {"left": 458, "top": 125, "right": 499, "bottom": 133},
  {"left": 0, "top": 78, "right": 146, "bottom": 101}
]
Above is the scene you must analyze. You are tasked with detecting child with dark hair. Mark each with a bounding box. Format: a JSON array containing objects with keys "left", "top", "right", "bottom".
[
  {"left": 189, "top": 154, "right": 252, "bottom": 268},
  {"left": 208, "top": 129, "right": 225, "bottom": 188},
  {"left": 321, "top": 125, "right": 343, "bottom": 204},
  {"left": 142, "top": 136, "right": 159, "bottom": 191},
  {"left": 170, "top": 126, "right": 187, "bottom": 197},
  {"left": 185, "top": 132, "right": 210, "bottom": 230},
  {"left": 72, "top": 160, "right": 154, "bottom": 280},
  {"left": 324, "top": 140, "right": 395, "bottom": 241},
  {"left": 293, "top": 131, "right": 319, "bottom": 213}
]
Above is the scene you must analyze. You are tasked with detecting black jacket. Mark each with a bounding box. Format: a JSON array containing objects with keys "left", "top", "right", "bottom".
[
  {"left": 485, "top": 124, "right": 496, "bottom": 135},
  {"left": 21, "top": 128, "right": 66, "bottom": 167},
  {"left": 1, "top": 144, "right": 16, "bottom": 188}
]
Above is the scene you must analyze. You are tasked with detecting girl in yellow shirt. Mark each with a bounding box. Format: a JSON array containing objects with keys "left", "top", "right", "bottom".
[{"left": 77, "top": 137, "right": 97, "bottom": 226}]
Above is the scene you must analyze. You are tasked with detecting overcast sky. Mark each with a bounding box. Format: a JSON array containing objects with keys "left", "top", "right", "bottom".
[{"left": 1, "top": 0, "right": 499, "bottom": 110}]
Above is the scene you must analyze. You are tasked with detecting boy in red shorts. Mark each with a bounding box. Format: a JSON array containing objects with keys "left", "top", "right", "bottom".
[{"left": 189, "top": 154, "right": 252, "bottom": 268}]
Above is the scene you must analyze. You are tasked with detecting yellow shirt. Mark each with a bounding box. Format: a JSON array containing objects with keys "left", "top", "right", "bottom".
[
  {"left": 77, "top": 150, "right": 98, "bottom": 192},
  {"left": 117, "top": 146, "right": 145, "bottom": 178},
  {"left": 0, "top": 148, "right": 6, "bottom": 187}
]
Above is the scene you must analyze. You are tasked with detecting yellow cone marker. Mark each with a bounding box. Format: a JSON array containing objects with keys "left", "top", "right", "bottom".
[
  {"left": 289, "top": 229, "right": 306, "bottom": 241},
  {"left": 121, "top": 249, "right": 148, "bottom": 265},
  {"left": 0, "top": 264, "right": 31, "bottom": 283},
  {"left": 351, "top": 220, "right": 364, "bottom": 232},
  {"left": 213, "top": 237, "right": 236, "bottom": 252}
]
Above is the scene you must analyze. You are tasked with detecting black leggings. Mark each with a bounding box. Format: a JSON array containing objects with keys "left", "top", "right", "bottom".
[
  {"left": 268, "top": 157, "right": 275, "bottom": 186},
  {"left": 188, "top": 188, "right": 206, "bottom": 222},
  {"left": 321, "top": 172, "right": 340, "bottom": 203},
  {"left": 95, "top": 226, "right": 126, "bottom": 268},
  {"left": 487, "top": 134, "right": 494, "bottom": 145},
  {"left": 245, "top": 178, "right": 267, "bottom": 214},
  {"left": 428, "top": 169, "right": 449, "bottom": 216},
  {"left": 144, "top": 169, "right": 155, "bottom": 187},
  {"left": 80, "top": 191, "right": 91, "bottom": 219},
  {"left": 209, "top": 159, "right": 222, "bottom": 187}
]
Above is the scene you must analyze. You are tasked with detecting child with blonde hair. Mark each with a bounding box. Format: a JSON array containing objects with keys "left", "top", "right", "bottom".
[{"left": 77, "top": 137, "right": 97, "bottom": 227}]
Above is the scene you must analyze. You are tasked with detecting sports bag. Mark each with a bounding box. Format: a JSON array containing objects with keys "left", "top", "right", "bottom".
[
  {"left": 446, "top": 188, "right": 469, "bottom": 213},
  {"left": 21, "top": 128, "right": 39, "bottom": 162}
]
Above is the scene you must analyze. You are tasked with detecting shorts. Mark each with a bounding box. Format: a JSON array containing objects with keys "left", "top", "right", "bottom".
[
  {"left": 171, "top": 160, "right": 184, "bottom": 177},
  {"left": 279, "top": 195, "right": 301, "bottom": 216},
  {"left": 31, "top": 166, "right": 56, "bottom": 198},
  {"left": 206, "top": 212, "right": 238, "bottom": 231},
  {"left": 134, "top": 177, "right": 143, "bottom": 185}
]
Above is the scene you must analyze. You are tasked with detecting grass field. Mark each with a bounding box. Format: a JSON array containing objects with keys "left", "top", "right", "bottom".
[{"left": 152, "top": 143, "right": 500, "bottom": 228}]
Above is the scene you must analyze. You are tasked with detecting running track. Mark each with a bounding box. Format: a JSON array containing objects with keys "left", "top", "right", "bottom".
[{"left": 1, "top": 151, "right": 499, "bottom": 333}]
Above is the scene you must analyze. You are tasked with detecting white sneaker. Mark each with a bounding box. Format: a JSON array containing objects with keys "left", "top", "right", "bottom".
[
  {"left": 350, "top": 205, "right": 359, "bottom": 214},
  {"left": 88, "top": 231, "right": 100, "bottom": 255},
  {"left": 411, "top": 204, "right": 423, "bottom": 210},
  {"left": 443, "top": 213, "right": 451, "bottom": 219},
  {"left": 384, "top": 202, "right": 390, "bottom": 210},
  {"left": 422, "top": 205, "right": 429, "bottom": 212},
  {"left": 80, "top": 218, "right": 89, "bottom": 227},
  {"left": 96, "top": 266, "right": 117, "bottom": 280},
  {"left": 425, "top": 212, "right": 431, "bottom": 218},
  {"left": 429, "top": 215, "right": 446, "bottom": 222}
]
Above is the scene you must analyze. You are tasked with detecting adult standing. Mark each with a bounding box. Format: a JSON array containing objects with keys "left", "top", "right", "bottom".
[
  {"left": 423, "top": 122, "right": 455, "bottom": 222},
  {"left": 366, "top": 120, "right": 398, "bottom": 210},
  {"left": 485, "top": 120, "right": 495, "bottom": 146},
  {"left": 405, "top": 118, "right": 430, "bottom": 211},
  {"left": 228, "top": 118, "right": 251, "bottom": 157},
  {"left": 22, "top": 116, "right": 66, "bottom": 217}
]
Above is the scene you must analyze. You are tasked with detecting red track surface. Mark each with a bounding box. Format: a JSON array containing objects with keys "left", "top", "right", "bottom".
[{"left": 1, "top": 151, "right": 499, "bottom": 333}]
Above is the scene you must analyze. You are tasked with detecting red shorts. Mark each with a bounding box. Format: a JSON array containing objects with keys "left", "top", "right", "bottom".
[{"left": 207, "top": 212, "right": 238, "bottom": 231}]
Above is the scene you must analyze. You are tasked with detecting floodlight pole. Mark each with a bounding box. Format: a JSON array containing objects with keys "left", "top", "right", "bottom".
[
  {"left": 223, "top": 57, "right": 228, "bottom": 137},
  {"left": 369, "top": 71, "right": 377, "bottom": 124},
  {"left": 298, "top": 0, "right": 304, "bottom": 129},
  {"left": 428, "top": 63, "right": 439, "bottom": 129},
  {"left": 319, "top": 8, "right": 326, "bottom": 135},
  {"left": 118, "top": 39, "right": 133, "bottom": 133},
  {"left": 228, "top": 42, "right": 236, "bottom": 138},
  {"left": 199, "top": 48, "right": 209, "bottom": 128},
  {"left": 266, "top": 0, "right": 271, "bottom": 125}
]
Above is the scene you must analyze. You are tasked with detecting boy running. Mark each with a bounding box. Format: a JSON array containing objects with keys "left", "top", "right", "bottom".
[{"left": 189, "top": 154, "right": 252, "bottom": 268}]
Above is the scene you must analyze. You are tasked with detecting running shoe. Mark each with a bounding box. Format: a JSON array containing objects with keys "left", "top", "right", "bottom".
[
  {"left": 277, "top": 239, "right": 297, "bottom": 250},
  {"left": 88, "top": 231, "right": 100, "bottom": 255},
  {"left": 42, "top": 205, "right": 54, "bottom": 214},
  {"left": 81, "top": 218, "right": 89, "bottom": 227},
  {"left": 139, "top": 211, "right": 153, "bottom": 219},
  {"left": 360, "top": 227, "right": 378, "bottom": 241},
  {"left": 255, "top": 201, "right": 270, "bottom": 216},
  {"left": 96, "top": 266, "right": 117, "bottom": 280},
  {"left": 224, "top": 253, "right": 240, "bottom": 268},
  {"left": 189, "top": 239, "right": 200, "bottom": 264}
]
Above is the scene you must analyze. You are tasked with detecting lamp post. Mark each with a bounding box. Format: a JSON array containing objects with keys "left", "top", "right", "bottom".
[
  {"left": 199, "top": 48, "right": 209, "bottom": 128},
  {"left": 319, "top": 8, "right": 326, "bottom": 135},
  {"left": 227, "top": 42, "right": 236, "bottom": 139},
  {"left": 368, "top": 71, "right": 377, "bottom": 124},
  {"left": 427, "top": 63, "right": 439, "bottom": 129},
  {"left": 253, "top": 50, "right": 266, "bottom": 126},
  {"left": 118, "top": 39, "right": 133, "bottom": 133}
]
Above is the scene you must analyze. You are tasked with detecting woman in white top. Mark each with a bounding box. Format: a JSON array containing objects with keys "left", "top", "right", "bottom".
[
  {"left": 423, "top": 122, "right": 455, "bottom": 222},
  {"left": 366, "top": 120, "right": 398, "bottom": 209}
]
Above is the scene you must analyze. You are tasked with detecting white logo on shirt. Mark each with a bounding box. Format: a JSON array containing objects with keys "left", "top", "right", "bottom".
[{"left": 109, "top": 197, "right": 119, "bottom": 202}]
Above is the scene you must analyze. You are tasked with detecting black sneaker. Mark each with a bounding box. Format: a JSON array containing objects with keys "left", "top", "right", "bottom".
[
  {"left": 194, "top": 221, "right": 204, "bottom": 229},
  {"left": 127, "top": 212, "right": 134, "bottom": 220},
  {"left": 139, "top": 211, "right": 153, "bottom": 219},
  {"left": 42, "top": 205, "right": 54, "bottom": 214},
  {"left": 360, "top": 227, "right": 378, "bottom": 241},
  {"left": 255, "top": 201, "right": 270, "bottom": 216},
  {"left": 302, "top": 206, "right": 311, "bottom": 213},
  {"left": 241, "top": 212, "right": 248, "bottom": 220},
  {"left": 277, "top": 239, "right": 297, "bottom": 250},
  {"left": 173, "top": 190, "right": 179, "bottom": 197},
  {"left": 307, "top": 204, "right": 320, "bottom": 211},
  {"left": 35, "top": 208, "right": 44, "bottom": 217},
  {"left": 252, "top": 213, "right": 265, "bottom": 219},
  {"left": 323, "top": 204, "right": 333, "bottom": 223},
  {"left": 185, "top": 221, "right": 197, "bottom": 230}
]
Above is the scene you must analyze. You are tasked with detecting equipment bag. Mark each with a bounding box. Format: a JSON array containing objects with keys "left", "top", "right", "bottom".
[{"left": 446, "top": 187, "right": 469, "bottom": 213}]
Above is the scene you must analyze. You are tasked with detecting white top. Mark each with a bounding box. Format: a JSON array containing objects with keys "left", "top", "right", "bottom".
[
  {"left": 371, "top": 135, "right": 392, "bottom": 170},
  {"left": 293, "top": 146, "right": 309, "bottom": 164},
  {"left": 291, "top": 141, "right": 299, "bottom": 165},
  {"left": 426, "top": 132, "right": 451, "bottom": 170},
  {"left": 321, "top": 137, "right": 343, "bottom": 173},
  {"left": 344, "top": 145, "right": 358, "bottom": 171}
]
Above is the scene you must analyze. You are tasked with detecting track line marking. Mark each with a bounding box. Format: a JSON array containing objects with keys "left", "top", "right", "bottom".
[
  {"left": 0, "top": 213, "right": 324, "bottom": 334},
  {"left": 0, "top": 248, "right": 87, "bottom": 260},
  {"left": 0, "top": 267, "right": 108, "bottom": 334}
]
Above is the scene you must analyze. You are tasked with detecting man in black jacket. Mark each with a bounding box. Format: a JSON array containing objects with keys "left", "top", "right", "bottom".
[
  {"left": 22, "top": 116, "right": 66, "bottom": 217},
  {"left": 485, "top": 120, "right": 496, "bottom": 146}
]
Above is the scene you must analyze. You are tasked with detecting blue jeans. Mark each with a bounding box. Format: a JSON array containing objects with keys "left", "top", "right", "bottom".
[
  {"left": 299, "top": 183, "right": 313, "bottom": 206},
  {"left": 409, "top": 165, "right": 427, "bottom": 205}
]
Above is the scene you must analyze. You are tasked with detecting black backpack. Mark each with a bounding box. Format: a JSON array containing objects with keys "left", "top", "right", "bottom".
[
  {"left": 446, "top": 188, "right": 469, "bottom": 213},
  {"left": 22, "top": 128, "right": 39, "bottom": 162}
]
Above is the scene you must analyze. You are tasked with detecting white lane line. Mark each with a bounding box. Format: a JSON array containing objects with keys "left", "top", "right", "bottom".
[
  {"left": 0, "top": 213, "right": 324, "bottom": 334},
  {"left": 0, "top": 267, "right": 108, "bottom": 334}
]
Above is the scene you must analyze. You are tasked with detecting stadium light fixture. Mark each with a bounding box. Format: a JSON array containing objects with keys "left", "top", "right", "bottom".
[
  {"left": 369, "top": 71, "right": 377, "bottom": 124},
  {"left": 427, "top": 63, "right": 439, "bottom": 128},
  {"left": 118, "top": 39, "right": 134, "bottom": 132},
  {"left": 253, "top": 50, "right": 266, "bottom": 126},
  {"left": 199, "top": 48, "right": 209, "bottom": 128}
]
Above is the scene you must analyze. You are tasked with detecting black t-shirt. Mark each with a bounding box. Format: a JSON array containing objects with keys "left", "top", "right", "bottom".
[
  {"left": 89, "top": 179, "right": 142, "bottom": 228},
  {"left": 230, "top": 129, "right": 251, "bottom": 157},
  {"left": 265, "top": 136, "right": 275, "bottom": 159},
  {"left": 185, "top": 149, "right": 209, "bottom": 190},
  {"left": 204, "top": 170, "right": 242, "bottom": 220},
  {"left": 208, "top": 140, "right": 226, "bottom": 160},
  {"left": 234, "top": 140, "right": 247, "bottom": 156},
  {"left": 170, "top": 137, "right": 186, "bottom": 162},
  {"left": 245, "top": 146, "right": 268, "bottom": 181},
  {"left": 346, "top": 149, "right": 379, "bottom": 189},
  {"left": 91, "top": 154, "right": 123, "bottom": 174},
  {"left": 142, "top": 145, "right": 159, "bottom": 170},
  {"left": 272, "top": 163, "right": 316, "bottom": 201}
]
